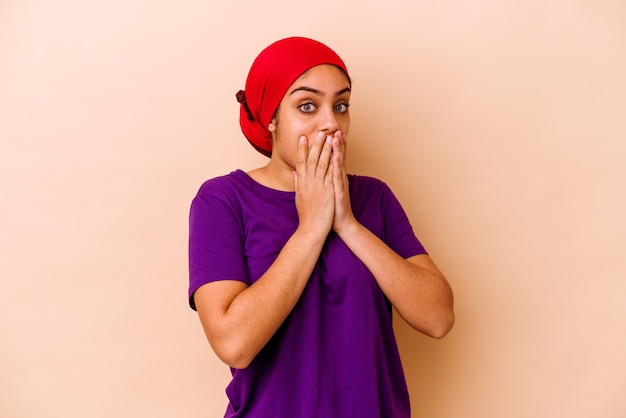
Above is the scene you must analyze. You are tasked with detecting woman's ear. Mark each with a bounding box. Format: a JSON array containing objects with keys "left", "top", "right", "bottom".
[{"left": 268, "top": 119, "right": 277, "bottom": 133}]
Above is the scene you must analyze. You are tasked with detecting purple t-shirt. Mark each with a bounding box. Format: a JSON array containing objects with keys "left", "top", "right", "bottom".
[{"left": 189, "top": 169, "right": 426, "bottom": 418}]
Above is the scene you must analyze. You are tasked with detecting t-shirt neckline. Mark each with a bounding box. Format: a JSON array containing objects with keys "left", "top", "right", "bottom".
[{"left": 234, "top": 169, "right": 296, "bottom": 198}]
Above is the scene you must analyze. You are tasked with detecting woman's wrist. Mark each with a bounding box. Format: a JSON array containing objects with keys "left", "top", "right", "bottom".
[
  {"left": 293, "top": 223, "right": 332, "bottom": 247},
  {"left": 333, "top": 217, "right": 362, "bottom": 241}
]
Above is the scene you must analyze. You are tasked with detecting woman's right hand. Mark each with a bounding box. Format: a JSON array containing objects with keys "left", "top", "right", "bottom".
[
  {"left": 293, "top": 132, "right": 335, "bottom": 236},
  {"left": 194, "top": 132, "right": 337, "bottom": 370}
]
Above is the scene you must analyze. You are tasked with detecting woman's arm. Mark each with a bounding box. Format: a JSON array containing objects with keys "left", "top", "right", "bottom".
[
  {"left": 331, "top": 132, "right": 455, "bottom": 338},
  {"left": 194, "top": 133, "right": 334, "bottom": 369},
  {"left": 334, "top": 223, "right": 454, "bottom": 338},
  {"left": 194, "top": 227, "right": 327, "bottom": 369}
]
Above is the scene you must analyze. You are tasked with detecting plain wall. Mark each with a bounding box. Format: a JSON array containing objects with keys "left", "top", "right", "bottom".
[{"left": 1, "top": 1, "right": 625, "bottom": 417}]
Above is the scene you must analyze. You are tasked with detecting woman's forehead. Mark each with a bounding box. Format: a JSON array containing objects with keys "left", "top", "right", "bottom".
[{"left": 288, "top": 65, "right": 351, "bottom": 93}]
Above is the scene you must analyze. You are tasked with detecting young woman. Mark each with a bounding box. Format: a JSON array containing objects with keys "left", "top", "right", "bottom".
[{"left": 188, "top": 37, "right": 454, "bottom": 418}]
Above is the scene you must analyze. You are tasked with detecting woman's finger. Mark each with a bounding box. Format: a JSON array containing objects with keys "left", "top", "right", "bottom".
[
  {"left": 316, "top": 135, "right": 333, "bottom": 179},
  {"left": 331, "top": 131, "right": 347, "bottom": 172},
  {"left": 306, "top": 132, "right": 326, "bottom": 174},
  {"left": 296, "top": 135, "right": 308, "bottom": 177}
]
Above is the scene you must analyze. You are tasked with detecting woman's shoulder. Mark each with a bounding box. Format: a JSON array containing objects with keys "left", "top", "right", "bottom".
[
  {"left": 348, "top": 173, "right": 386, "bottom": 185},
  {"left": 348, "top": 173, "right": 391, "bottom": 195},
  {"left": 196, "top": 169, "right": 250, "bottom": 196}
]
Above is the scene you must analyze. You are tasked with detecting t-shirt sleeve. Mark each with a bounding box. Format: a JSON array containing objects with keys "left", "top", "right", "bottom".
[
  {"left": 188, "top": 184, "right": 249, "bottom": 310},
  {"left": 379, "top": 182, "right": 427, "bottom": 259}
]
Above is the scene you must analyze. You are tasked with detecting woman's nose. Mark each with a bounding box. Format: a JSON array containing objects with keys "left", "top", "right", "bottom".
[{"left": 318, "top": 106, "right": 340, "bottom": 133}]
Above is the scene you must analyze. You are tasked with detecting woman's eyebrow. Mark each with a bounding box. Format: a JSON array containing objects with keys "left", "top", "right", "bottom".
[
  {"left": 334, "top": 87, "right": 351, "bottom": 97},
  {"left": 289, "top": 86, "right": 351, "bottom": 97}
]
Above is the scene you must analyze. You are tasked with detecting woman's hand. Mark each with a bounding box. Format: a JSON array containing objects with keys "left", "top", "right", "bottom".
[
  {"left": 294, "top": 132, "right": 335, "bottom": 236},
  {"left": 327, "top": 131, "right": 455, "bottom": 337},
  {"left": 195, "top": 133, "right": 340, "bottom": 370},
  {"left": 331, "top": 130, "right": 357, "bottom": 234}
]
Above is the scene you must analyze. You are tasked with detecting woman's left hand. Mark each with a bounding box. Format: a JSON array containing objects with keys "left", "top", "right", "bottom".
[
  {"left": 331, "top": 130, "right": 357, "bottom": 234},
  {"left": 328, "top": 131, "right": 455, "bottom": 338}
]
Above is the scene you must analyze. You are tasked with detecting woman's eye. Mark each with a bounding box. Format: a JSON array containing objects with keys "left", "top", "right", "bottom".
[
  {"left": 335, "top": 103, "right": 350, "bottom": 113},
  {"left": 298, "top": 103, "right": 316, "bottom": 113}
]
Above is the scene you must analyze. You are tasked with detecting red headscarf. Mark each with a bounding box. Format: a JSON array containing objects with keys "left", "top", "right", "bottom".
[{"left": 236, "top": 37, "right": 350, "bottom": 157}]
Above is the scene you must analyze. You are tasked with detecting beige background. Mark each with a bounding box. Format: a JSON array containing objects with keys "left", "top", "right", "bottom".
[{"left": 1, "top": 0, "right": 625, "bottom": 417}]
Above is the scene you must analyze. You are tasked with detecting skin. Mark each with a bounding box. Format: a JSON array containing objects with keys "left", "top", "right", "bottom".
[{"left": 194, "top": 65, "right": 455, "bottom": 369}]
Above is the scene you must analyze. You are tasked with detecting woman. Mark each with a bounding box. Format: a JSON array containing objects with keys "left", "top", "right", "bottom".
[{"left": 189, "top": 37, "right": 454, "bottom": 418}]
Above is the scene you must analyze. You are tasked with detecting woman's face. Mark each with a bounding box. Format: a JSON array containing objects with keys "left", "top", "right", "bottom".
[{"left": 269, "top": 64, "right": 351, "bottom": 169}]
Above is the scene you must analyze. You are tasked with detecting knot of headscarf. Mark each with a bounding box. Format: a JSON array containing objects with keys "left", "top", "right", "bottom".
[{"left": 237, "top": 37, "right": 350, "bottom": 157}]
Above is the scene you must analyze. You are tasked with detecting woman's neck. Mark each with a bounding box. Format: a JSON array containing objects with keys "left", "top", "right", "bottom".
[{"left": 247, "top": 161, "right": 295, "bottom": 192}]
